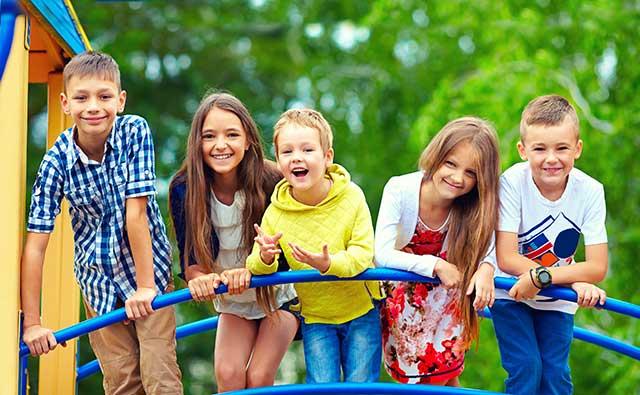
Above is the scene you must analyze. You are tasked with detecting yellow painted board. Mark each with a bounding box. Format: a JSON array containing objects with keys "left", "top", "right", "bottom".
[
  {"left": 38, "top": 72, "right": 79, "bottom": 395},
  {"left": 0, "top": 15, "right": 30, "bottom": 395}
]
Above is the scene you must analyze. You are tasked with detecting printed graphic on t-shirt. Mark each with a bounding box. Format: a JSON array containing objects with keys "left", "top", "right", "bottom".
[{"left": 518, "top": 213, "right": 581, "bottom": 267}]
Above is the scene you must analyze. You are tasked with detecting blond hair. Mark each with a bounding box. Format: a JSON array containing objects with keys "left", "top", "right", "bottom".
[
  {"left": 419, "top": 116, "right": 500, "bottom": 348},
  {"left": 63, "top": 51, "right": 121, "bottom": 91},
  {"left": 519, "top": 94, "right": 579, "bottom": 141},
  {"left": 273, "top": 109, "right": 333, "bottom": 155}
]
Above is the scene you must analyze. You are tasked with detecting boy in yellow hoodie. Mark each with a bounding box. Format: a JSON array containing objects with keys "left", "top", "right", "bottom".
[{"left": 247, "top": 108, "right": 382, "bottom": 383}]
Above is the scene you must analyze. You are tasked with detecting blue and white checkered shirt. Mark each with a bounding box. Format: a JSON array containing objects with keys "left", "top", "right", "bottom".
[{"left": 27, "top": 115, "right": 173, "bottom": 316}]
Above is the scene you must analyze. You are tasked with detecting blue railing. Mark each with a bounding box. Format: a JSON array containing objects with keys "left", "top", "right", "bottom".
[
  {"left": 226, "top": 383, "right": 504, "bottom": 394},
  {"left": 0, "top": 0, "right": 21, "bottom": 80},
  {"left": 19, "top": 269, "right": 640, "bottom": 394}
]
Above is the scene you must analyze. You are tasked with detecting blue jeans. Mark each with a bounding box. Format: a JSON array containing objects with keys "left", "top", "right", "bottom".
[
  {"left": 301, "top": 302, "right": 381, "bottom": 383},
  {"left": 490, "top": 299, "right": 574, "bottom": 395}
]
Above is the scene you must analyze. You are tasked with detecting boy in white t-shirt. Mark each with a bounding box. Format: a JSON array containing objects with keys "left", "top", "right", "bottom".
[{"left": 491, "top": 95, "right": 608, "bottom": 395}]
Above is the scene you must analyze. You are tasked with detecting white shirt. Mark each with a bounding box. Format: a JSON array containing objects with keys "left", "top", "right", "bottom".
[
  {"left": 496, "top": 162, "right": 607, "bottom": 314},
  {"left": 211, "top": 191, "right": 296, "bottom": 319},
  {"left": 374, "top": 171, "right": 496, "bottom": 276}
]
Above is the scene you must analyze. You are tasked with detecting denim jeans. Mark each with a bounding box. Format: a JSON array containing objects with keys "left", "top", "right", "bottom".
[
  {"left": 301, "top": 302, "right": 381, "bottom": 383},
  {"left": 490, "top": 299, "right": 574, "bottom": 395}
]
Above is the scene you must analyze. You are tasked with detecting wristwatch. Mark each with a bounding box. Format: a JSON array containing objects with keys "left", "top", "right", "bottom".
[{"left": 534, "top": 266, "right": 552, "bottom": 289}]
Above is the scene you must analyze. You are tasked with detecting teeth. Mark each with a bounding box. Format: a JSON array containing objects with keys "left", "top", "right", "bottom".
[{"left": 213, "top": 154, "right": 232, "bottom": 159}]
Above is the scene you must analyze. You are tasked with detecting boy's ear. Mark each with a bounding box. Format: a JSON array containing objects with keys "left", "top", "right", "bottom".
[
  {"left": 118, "top": 90, "right": 127, "bottom": 113},
  {"left": 516, "top": 141, "right": 527, "bottom": 161},
  {"left": 574, "top": 139, "right": 583, "bottom": 159},
  {"left": 325, "top": 147, "right": 334, "bottom": 165},
  {"left": 60, "top": 92, "right": 70, "bottom": 115}
]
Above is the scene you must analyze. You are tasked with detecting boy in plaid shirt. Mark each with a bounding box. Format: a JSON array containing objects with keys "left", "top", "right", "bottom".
[{"left": 20, "top": 51, "right": 182, "bottom": 394}]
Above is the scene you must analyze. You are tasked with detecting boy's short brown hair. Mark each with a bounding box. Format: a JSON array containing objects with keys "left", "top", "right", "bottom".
[
  {"left": 520, "top": 94, "right": 579, "bottom": 141},
  {"left": 63, "top": 51, "right": 121, "bottom": 91},
  {"left": 273, "top": 109, "right": 333, "bottom": 155}
]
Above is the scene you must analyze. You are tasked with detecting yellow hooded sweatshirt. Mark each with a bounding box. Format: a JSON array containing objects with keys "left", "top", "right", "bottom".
[{"left": 246, "top": 164, "right": 382, "bottom": 324}]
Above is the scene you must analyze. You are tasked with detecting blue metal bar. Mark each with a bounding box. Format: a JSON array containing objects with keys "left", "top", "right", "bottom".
[
  {"left": 18, "top": 312, "right": 28, "bottom": 395},
  {"left": 78, "top": 305, "right": 640, "bottom": 383},
  {"left": 493, "top": 277, "right": 640, "bottom": 319},
  {"left": 479, "top": 309, "right": 640, "bottom": 360},
  {"left": 20, "top": 269, "right": 640, "bottom": 357},
  {"left": 0, "top": 0, "right": 21, "bottom": 80},
  {"left": 75, "top": 272, "right": 640, "bottom": 382},
  {"left": 76, "top": 316, "right": 220, "bottom": 381},
  {"left": 225, "top": 382, "right": 504, "bottom": 394}
]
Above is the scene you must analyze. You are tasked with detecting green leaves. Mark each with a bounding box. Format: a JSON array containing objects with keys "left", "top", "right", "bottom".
[{"left": 26, "top": 1, "right": 638, "bottom": 393}]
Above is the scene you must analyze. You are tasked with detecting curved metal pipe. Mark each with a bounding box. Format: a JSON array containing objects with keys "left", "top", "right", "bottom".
[
  {"left": 20, "top": 269, "right": 640, "bottom": 357},
  {"left": 224, "top": 382, "right": 504, "bottom": 394}
]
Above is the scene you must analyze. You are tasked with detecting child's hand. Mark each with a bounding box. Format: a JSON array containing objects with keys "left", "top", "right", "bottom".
[
  {"left": 571, "top": 282, "right": 606, "bottom": 308},
  {"left": 254, "top": 224, "right": 282, "bottom": 264},
  {"left": 509, "top": 269, "right": 541, "bottom": 301},
  {"left": 188, "top": 273, "right": 222, "bottom": 302},
  {"left": 220, "top": 268, "right": 252, "bottom": 295},
  {"left": 466, "top": 262, "right": 495, "bottom": 310},
  {"left": 289, "top": 243, "right": 331, "bottom": 273},
  {"left": 434, "top": 258, "right": 461, "bottom": 288},
  {"left": 22, "top": 325, "right": 66, "bottom": 356},
  {"left": 125, "top": 287, "right": 157, "bottom": 320}
]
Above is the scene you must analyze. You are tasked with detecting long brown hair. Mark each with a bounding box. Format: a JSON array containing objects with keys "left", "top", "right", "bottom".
[
  {"left": 169, "top": 92, "right": 280, "bottom": 313},
  {"left": 418, "top": 116, "right": 500, "bottom": 347}
]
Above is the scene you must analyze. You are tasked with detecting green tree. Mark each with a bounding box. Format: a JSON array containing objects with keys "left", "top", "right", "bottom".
[{"left": 23, "top": 1, "right": 639, "bottom": 393}]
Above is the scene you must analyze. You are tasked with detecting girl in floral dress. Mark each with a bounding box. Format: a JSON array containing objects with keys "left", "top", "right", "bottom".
[{"left": 375, "top": 117, "right": 500, "bottom": 386}]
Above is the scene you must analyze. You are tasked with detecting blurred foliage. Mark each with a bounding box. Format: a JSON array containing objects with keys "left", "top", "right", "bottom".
[{"left": 22, "top": 0, "right": 639, "bottom": 393}]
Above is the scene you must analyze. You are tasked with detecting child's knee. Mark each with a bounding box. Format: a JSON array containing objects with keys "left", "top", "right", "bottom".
[
  {"left": 215, "top": 362, "right": 245, "bottom": 385},
  {"left": 506, "top": 354, "right": 542, "bottom": 379},
  {"left": 541, "top": 365, "right": 572, "bottom": 392},
  {"left": 246, "top": 366, "right": 276, "bottom": 388}
]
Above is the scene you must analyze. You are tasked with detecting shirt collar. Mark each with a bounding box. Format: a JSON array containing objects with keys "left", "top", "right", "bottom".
[{"left": 66, "top": 121, "right": 118, "bottom": 170}]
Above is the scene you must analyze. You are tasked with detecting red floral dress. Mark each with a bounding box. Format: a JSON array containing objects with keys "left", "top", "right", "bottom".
[{"left": 380, "top": 217, "right": 465, "bottom": 384}]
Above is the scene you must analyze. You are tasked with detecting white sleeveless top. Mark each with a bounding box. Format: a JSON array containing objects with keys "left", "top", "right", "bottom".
[{"left": 211, "top": 190, "right": 296, "bottom": 319}]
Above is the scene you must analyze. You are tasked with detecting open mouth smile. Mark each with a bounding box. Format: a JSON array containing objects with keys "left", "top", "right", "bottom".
[
  {"left": 292, "top": 167, "right": 309, "bottom": 178},
  {"left": 212, "top": 154, "right": 233, "bottom": 160}
]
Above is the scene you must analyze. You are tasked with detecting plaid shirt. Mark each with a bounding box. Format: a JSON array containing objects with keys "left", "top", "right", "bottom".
[{"left": 27, "top": 115, "right": 172, "bottom": 315}]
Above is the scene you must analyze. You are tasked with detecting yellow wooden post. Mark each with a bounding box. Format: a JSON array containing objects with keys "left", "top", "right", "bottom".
[
  {"left": 0, "top": 14, "right": 30, "bottom": 395},
  {"left": 38, "top": 71, "right": 80, "bottom": 395}
]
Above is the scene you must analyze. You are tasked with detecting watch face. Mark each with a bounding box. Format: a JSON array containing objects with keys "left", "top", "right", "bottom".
[{"left": 538, "top": 271, "right": 551, "bottom": 285}]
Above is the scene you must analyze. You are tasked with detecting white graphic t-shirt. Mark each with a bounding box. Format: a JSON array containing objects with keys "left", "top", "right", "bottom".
[{"left": 495, "top": 162, "right": 607, "bottom": 314}]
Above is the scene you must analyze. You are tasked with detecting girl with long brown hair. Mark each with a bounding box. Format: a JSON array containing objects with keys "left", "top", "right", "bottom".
[
  {"left": 169, "top": 92, "right": 298, "bottom": 393},
  {"left": 375, "top": 117, "right": 500, "bottom": 386}
]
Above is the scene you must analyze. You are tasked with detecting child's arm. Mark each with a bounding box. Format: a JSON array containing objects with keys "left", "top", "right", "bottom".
[
  {"left": 374, "top": 178, "right": 460, "bottom": 286},
  {"left": 497, "top": 231, "right": 544, "bottom": 301},
  {"left": 22, "top": 156, "right": 66, "bottom": 355},
  {"left": 466, "top": 238, "right": 498, "bottom": 310},
  {"left": 246, "top": 215, "right": 281, "bottom": 275},
  {"left": 125, "top": 196, "right": 157, "bottom": 320},
  {"left": 499, "top": 232, "right": 608, "bottom": 304},
  {"left": 21, "top": 232, "right": 64, "bottom": 356},
  {"left": 496, "top": 230, "right": 539, "bottom": 276},
  {"left": 549, "top": 243, "right": 608, "bottom": 284},
  {"left": 312, "top": 190, "right": 374, "bottom": 278},
  {"left": 186, "top": 266, "right": 222, "bottom": 302}
]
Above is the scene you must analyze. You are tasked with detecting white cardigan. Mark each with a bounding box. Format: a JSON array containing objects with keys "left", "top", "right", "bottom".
[{"left": 374, "top": 171, "right": 496, "bottom": 277}]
